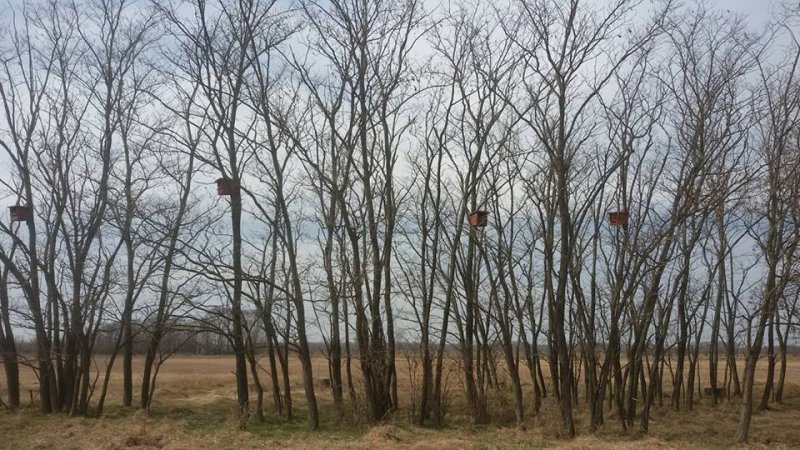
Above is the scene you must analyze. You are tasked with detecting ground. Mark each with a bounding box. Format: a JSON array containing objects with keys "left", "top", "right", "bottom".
[{"left": 1, "top": 355, "right": 799, "bottom": 449}]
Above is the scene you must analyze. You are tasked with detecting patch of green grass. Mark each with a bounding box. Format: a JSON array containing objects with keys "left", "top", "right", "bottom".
[
  {"left": 131, "top": 401, "right": 370, "bottom": 443},
  {"left": 246, "top": 409, "right": 369, "bottom": 442},
  {"left": 94, "top": 404, "right": 129, "bottom": 420},
  {"left": 146, "top": 404, "right": 229, "bottom": 432}
]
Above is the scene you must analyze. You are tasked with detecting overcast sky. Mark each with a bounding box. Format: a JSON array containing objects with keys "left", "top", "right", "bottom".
[
  {"left": 724, "top": 0, "right": 777, "bottom": 21},
  {"left": 0, "top": 0, "right": 779, "bottom": 24}
]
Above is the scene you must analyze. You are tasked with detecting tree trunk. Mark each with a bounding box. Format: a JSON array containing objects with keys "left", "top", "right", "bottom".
[
  {"left": 0, "top": 272, "right": 20, "bottom": 411},
  {"left": 230, "top": 190, "right": 250, "bottom": 427},
  {"left": 758, "top": 312, "right": 776, "bottom": 411}
]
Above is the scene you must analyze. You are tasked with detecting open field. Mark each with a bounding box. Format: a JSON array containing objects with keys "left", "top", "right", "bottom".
[{"left": 1, "top": 355, "right": 800, "bottom": 449}]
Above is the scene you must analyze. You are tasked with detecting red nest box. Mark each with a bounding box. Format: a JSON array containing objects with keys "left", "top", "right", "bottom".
[
  {"left": 469, "top": 210, "right": 489, "bottom": 228},
  {"left": 608, "top": 210, "right": 629, "bottom": 228},
  {"left": 9, "top": 205, "right": 33, "bottom": 223},
  {"left": 216, "top": 178, "right": 240, "bottom": 196}
]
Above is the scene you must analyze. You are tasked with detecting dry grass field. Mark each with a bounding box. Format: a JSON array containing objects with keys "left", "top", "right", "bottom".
[{"left": 1, "top": 355, "right": 799, "bottom": 449}]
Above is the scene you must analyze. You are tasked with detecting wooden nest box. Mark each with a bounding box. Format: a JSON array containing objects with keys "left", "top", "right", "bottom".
[
  {"left": 608, "top": 210, "right": 629, "bottom": 228},
  {"left": 469, "top": 210, "right": 489, "bottom": 228},
  {"left": 216, "top": 178, "right": 240, "bottom": 196},
  {"left": 9, "top": 205, "right": 33, "bottom": 223}
]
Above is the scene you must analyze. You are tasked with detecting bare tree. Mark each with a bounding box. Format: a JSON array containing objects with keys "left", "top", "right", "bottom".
[
  {"left": 157, "top": 0, "right": 289, "bottom": 425},
  {"left": 505, "top": 0, "right": 669, "bottom": 436},
  {"left": 738, "top": 16, "right": 800, "bottom": 442}
]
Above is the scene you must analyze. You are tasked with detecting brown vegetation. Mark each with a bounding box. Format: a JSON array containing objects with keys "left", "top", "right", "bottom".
[{"left": 1, "top": 355, "right": 799, "bottom": 449}]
